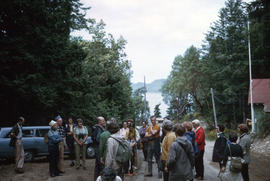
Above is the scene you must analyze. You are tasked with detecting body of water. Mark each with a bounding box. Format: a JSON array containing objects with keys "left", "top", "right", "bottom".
[{"left": 146, "top": 92, "right": 168, "bottom": 118}]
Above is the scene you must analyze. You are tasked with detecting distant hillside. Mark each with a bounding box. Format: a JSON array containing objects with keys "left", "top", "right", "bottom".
[{"left": 132, "top": 79, "right": 166, "bottom": 93}]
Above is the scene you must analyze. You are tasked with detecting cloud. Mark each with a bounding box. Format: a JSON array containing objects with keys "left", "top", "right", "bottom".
[{"left": 75, "top": 0, "right": 251, "bottom": 83}]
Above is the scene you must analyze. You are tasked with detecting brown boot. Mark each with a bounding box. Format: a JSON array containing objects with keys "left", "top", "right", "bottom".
[{"left": 15, "top": 168, "right": 24, "bottom": 174}]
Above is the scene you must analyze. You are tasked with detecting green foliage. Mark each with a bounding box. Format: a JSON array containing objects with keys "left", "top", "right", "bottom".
[
  {"left": 162, "top": 46, "right": 202, "bottom": 121},
  {"left": 247, "top": 0, "right": 270, "bottom": 78},
  {"left": 0, "top": 0, "right": 134, "bottom": 127},
  {"left": 154, "top": 104, "right": 161, "bottom": 118},
  {"left": 131, "top": 87, "right": 150, "bottom": 124},
  {"left": 257, "top": 111, "right": 270, "bottom": 138},
  {"left": 162, "top": 0, "right": 269, "bottom": 129}
]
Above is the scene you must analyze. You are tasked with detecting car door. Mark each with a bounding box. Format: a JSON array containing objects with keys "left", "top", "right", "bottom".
[
  {"left": 22, "top": 128, "right": 35, "bottom": 151},
  {"left": 35, "top": 128, "right": 49, "bottom": 155},
  {"left": 0, "top": 128, "right": 15, "bottom": 158}
]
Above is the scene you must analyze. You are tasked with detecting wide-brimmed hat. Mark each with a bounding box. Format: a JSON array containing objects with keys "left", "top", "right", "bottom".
[
  {"left": 49, "top": 120, "right": 57, "bottom": 127},
  {"left": 192, "top": 119, "right": 200, "bottom": 125}
]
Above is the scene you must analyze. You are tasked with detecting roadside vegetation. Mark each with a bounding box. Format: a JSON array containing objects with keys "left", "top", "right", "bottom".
[
  {"left": 162, "top": 0, "right": 270, "bottom": 134},
  {"left": 0, "top": 0, "right": 148, "bottom": 127}
]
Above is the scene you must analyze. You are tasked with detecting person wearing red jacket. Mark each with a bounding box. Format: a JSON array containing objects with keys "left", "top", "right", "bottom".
[{"left": 192, "top": 119, "right": 205, "bottom": 180}]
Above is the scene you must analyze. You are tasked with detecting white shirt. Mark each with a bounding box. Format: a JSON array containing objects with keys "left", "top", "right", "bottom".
[
  {"left": 17, "top": 123, "right": 22, "bottom": 139},
  {"left": 119, "top": 128, "right": 129, "bottom": 138}
]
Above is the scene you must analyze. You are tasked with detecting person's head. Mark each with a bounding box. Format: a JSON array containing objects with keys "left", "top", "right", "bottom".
[
  {"left": 238, "top": 124, "right": 249, "bottom": 135},
  {"left": 122, "top": 121, "right": 127, "bottom": 129},
  {"left": 98, "top": 116, "right": 106, "bottom": 127},
  {"left": 77, "top": 118, "right": 83, "bottom": 127},
  {"left": 101, "top": 167, "right": 117, "bottom": 181},
  {"left": 229, "top": 132, "right": 238, "bottom": 143},
  {"left": 18, "top": 116, "right": 25, "bottom": 125},
  {"left": 173, "top": 123, "right": 186, "bottom": 137},
  {"left": 192, "top": 119, "right": 200, "bottom": 129},
  {"left": 162, "top": 120, "right": 174, "bottom": 133},
  {"left": 142, "top": 121, "right": 146, "bottom": 128},
  {"left": 129, "top": 122, "right": 135, "bottom": 132},
  {"left": 163, "top": 117, "right": 169, "bottom": 121},
  {"left": 49, "top": 120, "right": 57, "bottom": 130},
  {"left": 217, "top": 124, "right": 225, "bottom": 133},
  {"left": 68, "top": 117, "right": 73, "bottom": 124},
  {"left": 55, "top": 115, "right": 63, "bottom": 126},
  {"left": 107, "top": 121, "right": 119, "bottom": 134},
  {"left": 150, "top": 116, "right": 156, "bottom": 126},
  {"left": 127, "top": 119, "right": 133, "bottom": 127},
  {"left": 183, "top": 121, "right": 193, "bottom": 132}
]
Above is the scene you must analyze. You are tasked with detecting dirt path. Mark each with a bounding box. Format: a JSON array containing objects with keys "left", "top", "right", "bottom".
[{"left": 0, "top": 142, "right": 269, "bottom": 181}]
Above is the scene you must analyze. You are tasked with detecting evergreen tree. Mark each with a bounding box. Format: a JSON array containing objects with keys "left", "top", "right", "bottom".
[{"left": 154, "top": 103, "right": 161, "bottom": 118}]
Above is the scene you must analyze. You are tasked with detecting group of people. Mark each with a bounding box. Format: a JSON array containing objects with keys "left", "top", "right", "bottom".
[
  {"left": 212, "top": 124, "right": 251, "bottom": 181},
  {"left": 9, "top": 115, "right": 251, "bottom": 181},
  {"left": 47, "top": 116, "right": 89, "bottom": 177}
]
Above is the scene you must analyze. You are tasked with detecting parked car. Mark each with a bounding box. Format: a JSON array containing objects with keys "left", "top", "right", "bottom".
[{"left": 0, "top": 126, "right": 95, "bottom": 162}]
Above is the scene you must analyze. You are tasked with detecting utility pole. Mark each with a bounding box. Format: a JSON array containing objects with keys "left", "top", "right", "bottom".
[
  {"left": 211, "top": 88, "right": 218, "bottom": 131},
  {"left": 248, "top": 21, "right": 255, "bottom": 133},
  {"left": 144, "top": 76, "right": 148, "bottom": 122}
]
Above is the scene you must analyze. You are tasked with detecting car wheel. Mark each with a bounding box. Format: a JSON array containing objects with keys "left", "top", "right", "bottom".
[
  {"left": 24, "top": 150, "right": 34, "bottom": 162},
  {"left": 86, "top": 146, "right": 95, "bottom": 158}
]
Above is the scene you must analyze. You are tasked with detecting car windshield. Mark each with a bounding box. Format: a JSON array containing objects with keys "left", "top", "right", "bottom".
[
  {"left": 37, "top": 129, "right": 49, "bottom": 137},
  {"left": 0, "top": 128, "right": 11, "bottom": 138},
  {"left": 23, "top": 129, "right": 34, "bottom": 137}
]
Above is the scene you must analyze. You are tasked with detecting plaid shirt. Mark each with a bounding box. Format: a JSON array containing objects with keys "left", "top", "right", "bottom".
[{"left": 57, "top": 126, "right": 66, "bottom": 138}]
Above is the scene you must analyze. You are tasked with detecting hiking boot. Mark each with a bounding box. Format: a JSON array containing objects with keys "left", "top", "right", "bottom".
[{"left": 15, "top": 168, "right": 24, "bottom": 174}]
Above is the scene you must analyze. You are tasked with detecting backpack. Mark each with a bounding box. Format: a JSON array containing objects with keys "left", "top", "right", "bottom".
[
  {"left": 110, "top": 136, "right": 133, "bottom": 164},
  {"left": 228, "top": 144, "right": 242, "bottom": 173},
  {"left": 44, "top": 133, "right": 49, "bottom": 144}
]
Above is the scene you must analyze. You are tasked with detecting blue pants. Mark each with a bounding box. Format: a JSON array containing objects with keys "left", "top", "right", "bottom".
[{"left": 48, "top": 146, "right": 59, "bottom": 176}]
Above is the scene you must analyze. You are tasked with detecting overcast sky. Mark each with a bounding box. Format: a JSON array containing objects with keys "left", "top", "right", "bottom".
[{"left": 73, "top": 0, "right": 251, "bottom": 84}]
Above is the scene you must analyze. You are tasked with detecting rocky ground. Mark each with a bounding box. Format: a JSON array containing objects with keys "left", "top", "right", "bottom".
[{"left": 251, "top": 135, "right": 270, "bottom": 157}]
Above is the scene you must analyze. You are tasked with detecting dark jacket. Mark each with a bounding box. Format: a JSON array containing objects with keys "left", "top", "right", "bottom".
[
  {"left": 9, "top": 124, "right": 20, "bottom": 147},
  {"left": 222, "top": 143, "right": 243, "bottom": 166},
  {"left": 65, "top": 123, "right": 76, "bottom": 145},
  {"left": 185, "top": 131, "right": 199, "bottom": 155},
  {"left": 167, "top": 136, "right": 194, "bottom": 181},
  {"left": 91, "top": 124, "right": 105, "bottom": 147},
  {"left": 212, "top": 132, "right": 227, "bottom": 162}
]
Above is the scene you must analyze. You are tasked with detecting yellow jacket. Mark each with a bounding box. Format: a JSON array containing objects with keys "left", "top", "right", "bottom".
[{"left": 161, "top": 131, "right": 176, "bottom": 164}]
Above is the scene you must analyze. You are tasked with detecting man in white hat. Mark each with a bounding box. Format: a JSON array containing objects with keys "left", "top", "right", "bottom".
[
  {"left": 192, "top": 119, "right": 205, "bottom": 180},
  {"left": 48, "top": 120, "right": 63, "bottom": 177},
  {"left": 55, "top": 115, "right": 66, "bottom": 173}
]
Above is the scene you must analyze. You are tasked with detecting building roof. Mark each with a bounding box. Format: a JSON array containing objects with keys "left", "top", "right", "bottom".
[{"left": 248, "top": 79, "right": 270, "bottom": 112}]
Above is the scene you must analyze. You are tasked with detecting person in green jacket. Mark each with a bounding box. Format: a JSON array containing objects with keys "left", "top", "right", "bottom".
[{"left": 99, "top": 119, "right": 116, "bottom": 165}]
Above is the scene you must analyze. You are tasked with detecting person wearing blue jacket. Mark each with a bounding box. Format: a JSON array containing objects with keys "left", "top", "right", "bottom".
[
  {"left": 48, "top": 120, "right": 63, "bottom": 177},
  {"left": 183, "top": 122, "right": 199, "bottom": 156}
]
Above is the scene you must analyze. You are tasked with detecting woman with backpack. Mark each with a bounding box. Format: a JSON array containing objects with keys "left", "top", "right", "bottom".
[{"left": 219, "top": 132, "right": 243, "bottom": 181}]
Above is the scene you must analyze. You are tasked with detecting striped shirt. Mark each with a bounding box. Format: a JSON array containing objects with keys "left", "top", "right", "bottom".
[{"left": 57, "top": 126, "right": 66, "bottom": 138}]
